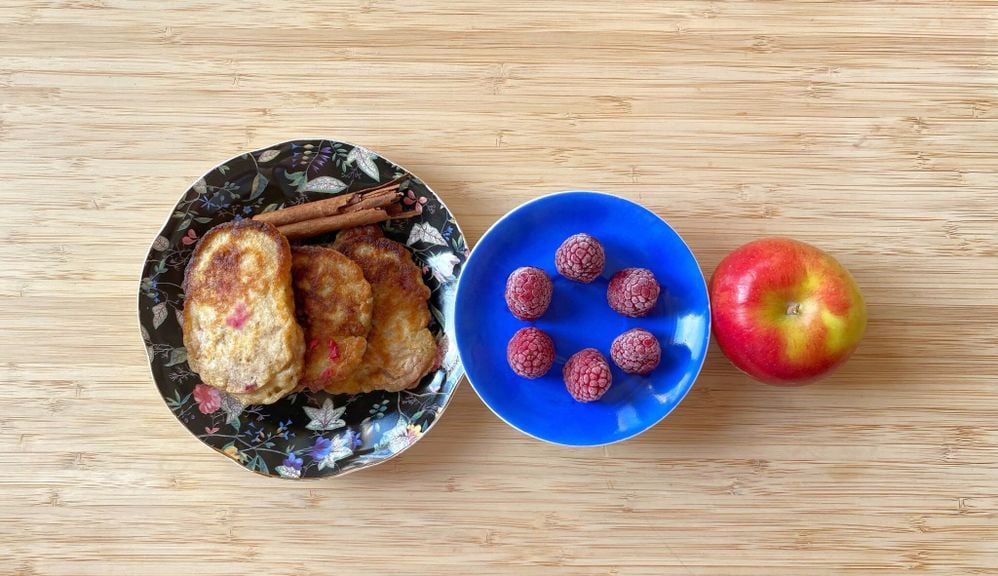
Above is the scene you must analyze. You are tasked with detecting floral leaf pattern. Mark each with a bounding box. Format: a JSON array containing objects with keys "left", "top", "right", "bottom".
[
  {"left": 317, "top": 431, "right": 355, "bottom": 470},
  {"left": 380, "top": 418, "right": 424, "bottom": 454},
  {"left": 257, "top": 149, "right": 281, "bottom": 163},
  {"left": 302, "top": 176, "right": 348, "bottom": 194},
  {"left": 151, "top": 302, "right": 168, "bottom": 329},
  {"left": 425, "top": 252, "right": 462, "bottom": 282},
  {"left": 220, "top": 393, "right": 244, "bottom": 428},
  {"left": 164, "top": 347, "right": 188, "bottom": 367},
  {"left": 284, "top": 171, "right": 307, "bottom": 190},
  {"left": 152, "top": 236, "right": 170, "bottom": 251},
  {"left": 249, "top": 174, "right": 268, "bottom": 201},
  {"left": 139, "top": 139, "right": 467, "bottom": 478},
  {"left": 303, "top": 398, "right": 346, "bottom": 431},
  {"left": 407, "top": 222, "right": 447, "bottom": 246},
  {"left": 275, "top": 465, "right": 301, "bottom": 479},
  {"left": 346, "top": 146, "right": 380, "bottom": 181}
]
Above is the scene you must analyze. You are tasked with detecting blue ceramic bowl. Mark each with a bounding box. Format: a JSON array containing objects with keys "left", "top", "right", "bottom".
[{"left": 454, "top": 191, "right": 710, "bottom": 446}]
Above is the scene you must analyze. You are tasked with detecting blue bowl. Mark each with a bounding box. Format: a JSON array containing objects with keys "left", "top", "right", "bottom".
[{"left": 454, "top": 191, "right": 710, "bottom": 446}]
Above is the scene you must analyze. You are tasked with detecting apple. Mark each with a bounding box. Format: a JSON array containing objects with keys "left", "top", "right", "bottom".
[{"left": 709, "top": 237, "right": 866, "bottom": 386}]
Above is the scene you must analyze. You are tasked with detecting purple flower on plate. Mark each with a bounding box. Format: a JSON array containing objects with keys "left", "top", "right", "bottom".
[
  {"left": 343, "top": 429, "right": 362, "bottom": 450},
  {"left": 282, "top": 453, "right": 303, "bottom": 471},
  {"left": 276, "top": 418, "right": 296, "bottom": 440},
  {"left": 310, "top": 436, "right": 332, "bottom": 460}
]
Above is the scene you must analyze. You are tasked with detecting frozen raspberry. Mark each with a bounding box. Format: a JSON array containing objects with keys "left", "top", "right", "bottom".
[
  {"left": 611, "top": 328, "right": 661, "bottom": 375},
  {"left": 555, "top": 233, "right": 605, "bottom": 283},
  {"left": 506, "top": 327, "right": 555, "bottom": 379},
  {"left": 505, "top": 266, "right": 552, "bottom": 320},
  {"left": 563, "top": 348, "right": 612, "bottom": 402},
  {"left": 607, "top": 267, "right": 660, "bottom": 317}
]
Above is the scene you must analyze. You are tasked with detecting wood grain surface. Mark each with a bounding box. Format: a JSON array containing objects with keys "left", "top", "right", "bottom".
[{"left": 1, "top": 1, "right": 997, "bottom": 574}]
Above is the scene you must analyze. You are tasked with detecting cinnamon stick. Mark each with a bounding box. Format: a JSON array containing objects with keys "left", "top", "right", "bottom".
[
  {"left": 343, "top": 190, "right": 402, "bottom": 213},
  {"left": 341, "top": 177, "right": 407, "bottom": 206},
  {"left": 254, "top": 176, "right": 409, "bottom": 227},
  {"left": 277, "top": 208, "right": 391, "bottom": 240},
  {"left": 253, "top": 193, "right": 358, "bottom": 226}
]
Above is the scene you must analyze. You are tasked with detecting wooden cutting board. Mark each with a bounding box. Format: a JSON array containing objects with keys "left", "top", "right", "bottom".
[{"left": 1, "top": 1, "right": 995, "bottom": 574}]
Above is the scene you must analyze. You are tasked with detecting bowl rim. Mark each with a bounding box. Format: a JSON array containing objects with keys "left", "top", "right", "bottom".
[
  {"left": 454, "top": 190, "right": 711, "bottom": 447},
  {"left": 136, "top": 137, "right": 468, "bottom": 479}
]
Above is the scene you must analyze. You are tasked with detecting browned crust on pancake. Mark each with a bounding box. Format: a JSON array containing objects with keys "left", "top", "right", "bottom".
[
  {"left": 182, "top": 219, "right": 292, "bottom": 299},
  {"left": 292, "top": 246, "right": 372, "bottom": 336},
  {"left": 291, "top": 245, "right": 373, "bottom": 390},
  {"left": 181, "top": 219, "right": 304, "bottom": 404},
  {"left": 340, "top": 238, "right": 430, "bottom": 300},
  {"left": 329, "top": 236, "right": 436, "bottom": 394},
  {"left": 338, "top": 238, "right": 430, "bottom": 301},
  {"left": 331, "top": 224, "right": 384, "bottom": 250}
]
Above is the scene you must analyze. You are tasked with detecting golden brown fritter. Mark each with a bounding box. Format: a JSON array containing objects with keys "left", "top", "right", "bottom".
[
  {"left": 330, "top": 224, "right": 384, "bottom": 250},
  {"left": 291, "top": 246, "right": 373, "bottom": 391},
  {"left": 329, "top": 235, "right": 436, "bottom": 394},
  {"left": 182, "top": 219, "right": 304, "bottom": 405}
]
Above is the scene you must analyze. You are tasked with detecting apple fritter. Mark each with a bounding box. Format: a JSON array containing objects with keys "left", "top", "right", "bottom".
[
  {"left": 182, "top": 219, "right": 304, "bottom": 405},
  {"left": 291, "top": 245, "right": 373, "bottom": 391},
  {"left": 329, "top": 235, "right": 436, "bottom": 394}
]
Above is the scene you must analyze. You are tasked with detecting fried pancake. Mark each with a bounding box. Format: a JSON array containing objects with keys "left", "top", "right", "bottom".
[
  {"left": 291, "top": 246, "right": 373, "bottom": 391},
  {"left": 330, "top": 236, "right": 436, "bottom": 394},
  {"left": 182, "top": 219, "right": 304, "bottom": 405},
  {"left": 331, "top": 224, "right": 384, "bottom": 250}
]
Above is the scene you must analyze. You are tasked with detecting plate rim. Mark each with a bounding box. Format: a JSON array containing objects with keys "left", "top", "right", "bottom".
[
  {"left": 454, "top": 190, "right": 711, "bottom": 447},
  {"left": 137, "top": 137, "right": 468, "bottom": 479}
]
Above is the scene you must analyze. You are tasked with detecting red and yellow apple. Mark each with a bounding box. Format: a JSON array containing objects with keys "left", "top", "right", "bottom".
[{"left": 709, "top": 238, "right": 866, "bottom": 386}]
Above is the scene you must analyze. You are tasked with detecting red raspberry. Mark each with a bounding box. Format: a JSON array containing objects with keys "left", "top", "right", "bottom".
[
  {"left": 611, "top": 328, "right": 661, "bottom": 375},
  {"left": 506, "top": 327, "right": 555, "bottom": 379},
  {"left": 607, "top": 267, "right": 660, "bottom": 317},
  {"left": 563, "top": 348, "right": 612, "bottom": 402},
  {"left": 504, "top": 266, "right": 552, "bottom": 320},
  {"left": 555, "top": 233, "right": 605, "bottom": 283}
]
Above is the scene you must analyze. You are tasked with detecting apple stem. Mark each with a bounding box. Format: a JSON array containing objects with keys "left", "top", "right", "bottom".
[{"left": 786, "top": 302, "right": 802, "bottom": 316}]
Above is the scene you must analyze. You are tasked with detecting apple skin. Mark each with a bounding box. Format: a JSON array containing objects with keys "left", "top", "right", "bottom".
[{"left": 709, "top": 237, "right": 866, "bottom": 386}]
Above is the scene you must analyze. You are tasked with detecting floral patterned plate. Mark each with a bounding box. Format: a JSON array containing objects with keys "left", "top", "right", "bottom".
[{"left": 138, "top": 139, "right": 468, "bottom": 478}]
